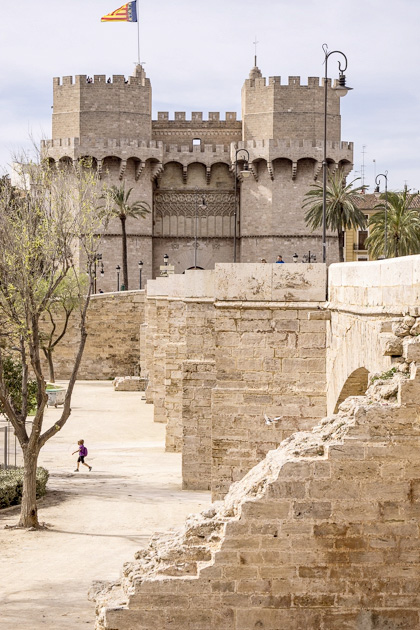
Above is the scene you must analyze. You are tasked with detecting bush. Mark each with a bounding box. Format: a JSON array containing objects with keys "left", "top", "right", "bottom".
[
  {"left": 0, "top": 356, "right": 38, "bottom": 415},
  {"left": 0, "top": 467, "right": 49, "bottom": 509}
]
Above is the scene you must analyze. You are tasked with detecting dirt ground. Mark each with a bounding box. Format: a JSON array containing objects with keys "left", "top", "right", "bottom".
[{"left": 0, "top": 381, "right": 211, "bottom": 629}]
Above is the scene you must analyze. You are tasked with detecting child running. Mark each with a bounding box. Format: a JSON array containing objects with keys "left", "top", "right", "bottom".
[{"left": 72, "top": 439, "right": 92, "bottom": 472}]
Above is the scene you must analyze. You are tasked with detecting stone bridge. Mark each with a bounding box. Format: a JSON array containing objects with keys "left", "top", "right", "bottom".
[
  {"left": 91, "top": 257, "right": 420, "bottom": 630},
  {"left": 327, "top": 256, "right": 420, "bottom": 414}
]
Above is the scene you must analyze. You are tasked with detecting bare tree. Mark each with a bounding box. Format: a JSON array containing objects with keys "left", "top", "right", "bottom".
[
  {"left": 40, "top": 273, "right": 88, "bottom": 383},
  {"left": 0, "top": 156, "right": 109, "bottom": 528}
]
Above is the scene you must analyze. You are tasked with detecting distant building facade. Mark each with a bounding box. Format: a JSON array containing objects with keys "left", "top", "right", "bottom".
[
  {"left": 43, "top": 64, "right": 353, "bottom": 291},
  {"left": 345, "top": 192, "right": 420, "bottom": 262}
]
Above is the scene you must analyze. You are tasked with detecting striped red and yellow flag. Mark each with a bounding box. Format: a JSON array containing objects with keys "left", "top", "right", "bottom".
[{"left": 101, "top": 1, "right": 137, "bottom": 22}]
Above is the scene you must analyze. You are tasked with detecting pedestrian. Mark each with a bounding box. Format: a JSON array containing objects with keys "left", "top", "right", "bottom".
[
  {"left": 276, "top": 255, "right": 284, "bottom": 263},
  {"left": 260, "top": 258, "right": 267, "bottom": 263},
  {"left": 72, "top": 439, "right": 92, "bottom": 472}
]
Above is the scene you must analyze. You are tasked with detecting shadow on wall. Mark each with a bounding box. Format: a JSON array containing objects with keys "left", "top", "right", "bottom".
[{"left": 334, "top": 367, "right": 369, "bottom": 413}]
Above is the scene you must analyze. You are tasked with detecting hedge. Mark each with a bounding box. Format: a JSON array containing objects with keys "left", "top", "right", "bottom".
[{"left": 0, "top": 467, "right": 49, "bottom": 509}]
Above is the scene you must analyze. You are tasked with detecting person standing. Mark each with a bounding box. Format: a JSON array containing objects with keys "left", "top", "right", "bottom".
[{"left": 276, "top": 255, "right": 285, "bottom": 263}]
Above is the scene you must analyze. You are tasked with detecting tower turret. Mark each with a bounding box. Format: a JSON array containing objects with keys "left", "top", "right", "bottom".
[
  {"left": 241, "top": 68, "right": 344, "bottom": 143},
  {"left": 52, "top": 64, "right": 152, "bottom": 142}
]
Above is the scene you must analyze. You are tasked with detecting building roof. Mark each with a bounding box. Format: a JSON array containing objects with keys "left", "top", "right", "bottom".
[{"left": 355, "top": 192, "right": 420, "bottom": 210}]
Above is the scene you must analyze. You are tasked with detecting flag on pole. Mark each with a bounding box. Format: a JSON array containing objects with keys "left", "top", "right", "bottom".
[{"left": 101, "top": 1, "right": 137, "bottom": 22}]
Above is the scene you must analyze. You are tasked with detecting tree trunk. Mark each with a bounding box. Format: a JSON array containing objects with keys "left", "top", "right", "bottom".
[
  {"left": 18, "top": 447, "right": 40, "bottom": 528},
  {"left": 43, "top": 348, "right": 55, "bottom": 383},
  {"left": 338, "top": 229, "right": 345, "bottom": 262},
  {"left": 121, "top": 216, "right": 128, "bottom": 290}
]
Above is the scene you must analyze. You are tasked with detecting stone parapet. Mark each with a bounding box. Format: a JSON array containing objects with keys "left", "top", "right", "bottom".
[
  {"left": 328, "top": 255, "right": 420, "bottom": 313},
  {"left": 233, "top": 138, "right": 353, "bottom": 169},
  {"left": 42, "top": 137, "right": 164, "bottom": 162}
]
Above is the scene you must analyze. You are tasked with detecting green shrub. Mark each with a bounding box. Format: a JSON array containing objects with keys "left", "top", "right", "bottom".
[
  {"left": 370, "top": 367, "right": 397, "bottom": 384},
  {"left": 0, "top": 356, "right": 38, "bottom": 415},
  {"left": 0, "top": 467, "right": 49, "bottom": 509}
]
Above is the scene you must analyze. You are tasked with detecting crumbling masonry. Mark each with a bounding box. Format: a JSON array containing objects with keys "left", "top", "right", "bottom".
[{"left": 93, "top": 367, "right": 420, "bottom": 629}]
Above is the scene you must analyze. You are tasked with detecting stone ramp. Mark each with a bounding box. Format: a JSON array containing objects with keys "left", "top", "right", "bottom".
[{"left": 92, "top": 370, "right": 420, "bottom": 629}]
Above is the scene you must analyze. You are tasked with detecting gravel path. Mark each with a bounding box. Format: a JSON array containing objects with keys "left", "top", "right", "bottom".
[{"left": 0, "top": 381, "right": 211, "bottom": 629}]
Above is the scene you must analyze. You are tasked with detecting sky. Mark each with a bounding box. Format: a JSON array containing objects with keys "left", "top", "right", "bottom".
[{"left": 1, "top": 0, "right": 420, "bottom": 192}]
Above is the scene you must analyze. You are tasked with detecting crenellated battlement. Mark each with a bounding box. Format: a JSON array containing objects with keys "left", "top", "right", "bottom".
[
  {"left": 242, "top": 68, "right": 345, "bottom": 143},
  {"left": 52, "top": 64, "right": 152, "bottom": 142},
  {"left": 246, "top": 75, "right": 332, "bottom": 89},
  {"left": 156, "top": 111, "right": 238, "bottom": 123},
  {"left": 42, "top": 138, "right": 163, "bottom": 151},
  {"left": 53, "top": 71, "right": 150, "bottom": 88},
  {"left": 235, "top": 138, "right": 353, "bottom": 151}
]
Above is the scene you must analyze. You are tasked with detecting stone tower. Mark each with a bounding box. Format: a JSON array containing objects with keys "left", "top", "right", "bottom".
[
  {"left": 237, "top": 65, "right": 353, "bottom": 262},
  {"left": 46, "top": 65, "right": 157, "bottom": 291},
  {"left": 43, "top": 61, "right": 353, "bottom": 290}
]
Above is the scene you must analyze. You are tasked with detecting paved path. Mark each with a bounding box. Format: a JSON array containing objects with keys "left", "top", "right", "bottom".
[{"left": 0, "top": 381, "right": 211, "bottom": 629}]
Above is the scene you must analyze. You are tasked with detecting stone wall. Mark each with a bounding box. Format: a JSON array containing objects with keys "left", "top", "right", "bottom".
[
  {"left": 93, "top": 364, "right": 420, "bottom": 630},
  {"left": 43, "top": 290, "right": 145, "bottom": 380},
  {"left": 211, "top": 263, "right": 328, "bottom": 499},
  {"left": 142, "top": 264, "right": 327, "bottom": 497}
]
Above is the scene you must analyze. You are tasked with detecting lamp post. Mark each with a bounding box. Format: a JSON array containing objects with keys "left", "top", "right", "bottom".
[
  {"left": 233, "top": 148, "right": 251, "bottom": 262},
  {"left": 322, "top": 44, "right": 351, "bottom": 263},
  {"left": 138, "top": 261, "right": 143, "bottom": 289},
  {"left": 163, "top": 253, "right": 169, "bottom": 266},
  {"left": 375, "top": 172, "right": 388, "bottom": 258},
  {"left": 293, "top": 252, "right": 317, "bottom": 263},
  {"left": 116, "top": 265, "right": 121, "bottom": 292},
  {"left": 194, "top": 191, "right": 207, "bottom": 268},
  {"left": 91, "top": 253, "right": 102, "bottom": 294},
  {"left": 303, "top": 251, "right": 317, "bottom": 263}
]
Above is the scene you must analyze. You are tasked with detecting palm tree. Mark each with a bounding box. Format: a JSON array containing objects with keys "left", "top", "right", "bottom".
[
  {"left": 303, "top": 169, "right": 367, "bottom": 262},
  {"left": 104, "top": 185, "right": 150, "bottom": 290},
  {"left": 366, "top": 190, "right": 420, "bottom": 259}
]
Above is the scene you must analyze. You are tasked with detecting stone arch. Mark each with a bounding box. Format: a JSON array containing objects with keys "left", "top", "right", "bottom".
[
  {"left": 44, "top": 157, "right": 56, "bottom": 170},
  {"left": 334, "top": 367, "right": 369, "bottom": 413},
  {"left": 185, "top": 162, "right": 207, "bottom": 188},
  {"left": 101, "top": 155, "right": 121, "bottom": 179},
  {"left": 58, "top": 156, "right": 73, "bottom": 169},
  {"left": 79, "top": 155, "right": 98, "bottom": 171},
  {"left": 296, "top": 157, "right": 317, "bottom": 181},
  {"left": 338, "top": 159, "right": 353, "bottom": 177},
  {"left": 159, "top": 161, "right": 184, "bottom": 187},
  {"left": 326, "top": 311, "right": 392, "bottom": 415},
  {"left": 209, "top": 162, "right": 233, "bottom": 188},
  {"left": 272, "top": 157, "right": 293, "bottom": 179}
]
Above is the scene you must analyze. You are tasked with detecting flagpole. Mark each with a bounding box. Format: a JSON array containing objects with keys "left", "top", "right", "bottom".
[{"left": 137, "top": 0, "right": 140, "bottom": 65}]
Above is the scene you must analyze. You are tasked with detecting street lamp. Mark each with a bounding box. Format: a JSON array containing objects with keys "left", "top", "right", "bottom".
[
  {"left": 375, "top": 172, "right": 388, "bottom": 258},
  {"left": 194, "top": 191, "right": 207, "bottom": 268},
  {"left": 116, "top": 265, "right": 121, "bottom": 291},
  {"left": 163, "top": 253, "right": 169, "bottom": 266},
  {"left": 303, "top": 251, "right": 317, "bottom": 263},
  {"left": 91, "top": 253, "right": 102, "bottom": 294},
  {"left": 138, "top": 260, "right": 143, "bottom": 289},
  {"left": 322, "top": 44, "right": 352, "bottom": 263},
  {"left": 233, "top": 148, "right": 251, "bottom": 262}
]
